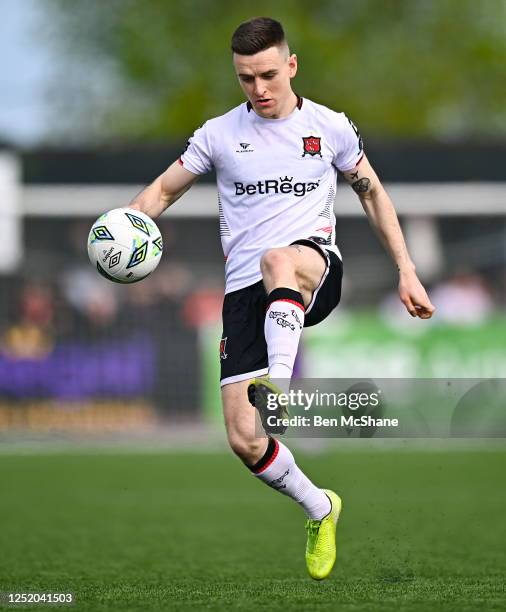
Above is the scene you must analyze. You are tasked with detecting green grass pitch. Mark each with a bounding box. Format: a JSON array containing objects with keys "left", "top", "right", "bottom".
[{"left": 1, "top": 448, "right": 505, "bottom": 611}]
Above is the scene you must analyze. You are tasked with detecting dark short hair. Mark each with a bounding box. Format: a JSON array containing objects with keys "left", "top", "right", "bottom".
[{"left": 231, "top": 17, "right": 286, "bottom": 55}]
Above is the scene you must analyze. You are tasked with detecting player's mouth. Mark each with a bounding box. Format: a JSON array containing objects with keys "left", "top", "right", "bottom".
[{"left": 255, "top": 98, "right": 273, "bottom": 108}]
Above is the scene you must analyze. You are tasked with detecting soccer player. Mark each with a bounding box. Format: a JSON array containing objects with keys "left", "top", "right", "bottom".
[{"left": 129, "top": 17, "right": 435, "bottom": 580}]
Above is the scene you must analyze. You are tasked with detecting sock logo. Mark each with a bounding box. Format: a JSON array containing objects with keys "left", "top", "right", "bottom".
[
  {"left": 275, "top": 318, "right": 295, "bottom": 331},
  {"left": 270, "top": 469, "right": 290, "bottom": 490},
  {"left": 268, "top": 309, "right": 302, "bottom": 331},
  {"left": 291, "top": 309, "right": 303, "bottom": 329},
  {"left": 269, "top": 310, "right": 288, "bottom": 319}
]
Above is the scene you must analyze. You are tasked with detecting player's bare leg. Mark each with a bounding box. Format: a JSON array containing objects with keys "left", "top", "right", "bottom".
[
  {"left": 261, "top": 243, "right": 326, "bottom": 304},
  {"left": 222, "top": 379, "right": 333, "bottom": 519},
  {"left": 222, "top": 380, "right": 268, "bottom": 465}
]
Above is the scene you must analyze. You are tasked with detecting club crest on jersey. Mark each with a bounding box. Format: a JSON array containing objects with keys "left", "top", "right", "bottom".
[
  {"left": 302, "top": 136, "right": 322, "bottom": 157},
  {"left": 219, "top": 337, "right": 228, "bottom": 360}
]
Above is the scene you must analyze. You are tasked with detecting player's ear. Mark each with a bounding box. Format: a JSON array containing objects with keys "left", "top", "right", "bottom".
[{"left": 288, "top": 54, "right": 297, "bottom": 78}]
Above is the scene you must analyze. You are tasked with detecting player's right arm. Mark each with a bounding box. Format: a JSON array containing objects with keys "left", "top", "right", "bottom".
[{"left": 128, "top": 160, "right": 199, "bottom": 219}]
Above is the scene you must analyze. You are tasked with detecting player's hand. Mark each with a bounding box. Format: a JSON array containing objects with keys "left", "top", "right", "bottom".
[{"left": 398, "top": 270, "right": 435, "bottom": 319}]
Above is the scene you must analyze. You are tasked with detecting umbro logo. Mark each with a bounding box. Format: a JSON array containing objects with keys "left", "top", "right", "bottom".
[{"left": 235, "top": 142, "right": 254, "bottom": 153}]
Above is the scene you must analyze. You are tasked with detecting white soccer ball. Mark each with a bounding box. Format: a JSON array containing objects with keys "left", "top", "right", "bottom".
[{"left": 87, "top": 208, "right": 163, "bottom": 283}]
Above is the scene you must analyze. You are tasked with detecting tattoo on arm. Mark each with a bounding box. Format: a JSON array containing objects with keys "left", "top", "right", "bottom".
[
  {"left": 290, "top": 244, "right": 303, "bottom": 253},
  {"left": 351, "top": 177, "right": 371, "bottom": 194},
  {"left": 350, "top": 171, "right": 359, "bottom": 180}
]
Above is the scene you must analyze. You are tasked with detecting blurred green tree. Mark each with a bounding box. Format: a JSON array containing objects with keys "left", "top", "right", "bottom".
[{"left": 44, "top": 0, "right": 505, "bottom": 142}]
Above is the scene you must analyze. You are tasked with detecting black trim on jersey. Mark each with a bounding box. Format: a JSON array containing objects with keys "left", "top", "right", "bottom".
[{"left": 245, "top": 95, "right": 303, "bottom": 113}]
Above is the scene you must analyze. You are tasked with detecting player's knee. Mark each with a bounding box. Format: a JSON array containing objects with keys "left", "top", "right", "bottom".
[{"left": 260, "top": 248, "right": 294, "bottom": 277}]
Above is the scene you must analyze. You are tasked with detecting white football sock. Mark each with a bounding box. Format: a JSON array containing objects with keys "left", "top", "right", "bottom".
[
  {"left": 264, "top": 289, "right": 305, "bottom": 382},
  {"left": 252, "top": 438, "right": 331, "bottom": 520}
]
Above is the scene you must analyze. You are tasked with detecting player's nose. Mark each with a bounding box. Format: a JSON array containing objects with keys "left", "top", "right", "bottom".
[{"left": 253, "top": 79, "right": 267, "bottom": 97}]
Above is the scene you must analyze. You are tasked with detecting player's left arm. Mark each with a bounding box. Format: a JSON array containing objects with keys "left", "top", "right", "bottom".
[{"left": 341, "top": 155, "right": 435, "bottom": 319}]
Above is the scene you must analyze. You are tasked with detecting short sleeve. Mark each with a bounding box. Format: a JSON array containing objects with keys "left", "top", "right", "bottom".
[
  {"left": 179, "top": 122, "right": 214, "bottom": 175},
  {"left": 332, "top": 114, "right": 364, "bottom": 172}
]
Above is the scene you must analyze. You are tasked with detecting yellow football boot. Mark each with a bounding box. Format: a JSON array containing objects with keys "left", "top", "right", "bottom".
[{"left": 305, "top": 489, "right": 342, "bottom": 580}]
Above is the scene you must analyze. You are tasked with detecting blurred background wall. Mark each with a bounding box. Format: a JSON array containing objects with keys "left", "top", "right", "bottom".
[{"left": 0, "top": 0, "right": 504, "bottom": 434}]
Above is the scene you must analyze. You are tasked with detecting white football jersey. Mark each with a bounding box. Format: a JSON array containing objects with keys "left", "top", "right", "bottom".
[{"left": 180, "top": 97, "right": 364, "bottom": 294}]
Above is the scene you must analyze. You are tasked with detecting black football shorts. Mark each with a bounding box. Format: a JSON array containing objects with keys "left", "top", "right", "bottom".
[{"left": 219, "top": 239, "right": 343, "bottom": 386}]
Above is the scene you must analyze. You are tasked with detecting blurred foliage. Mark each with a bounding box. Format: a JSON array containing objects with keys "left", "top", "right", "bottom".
[{"left": 44, "top": 0, "right": 506, "bottom": 143}]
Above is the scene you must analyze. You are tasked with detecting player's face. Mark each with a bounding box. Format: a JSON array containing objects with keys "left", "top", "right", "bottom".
[{"left": 233, "top": 45, "right": 298, "bottom": 119}]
